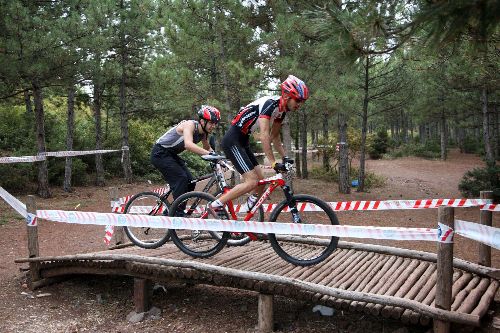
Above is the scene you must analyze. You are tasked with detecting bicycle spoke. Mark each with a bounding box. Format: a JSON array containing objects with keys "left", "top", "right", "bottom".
[
  {"left": 124, "top": 192, "right": 170, "bottom": 249},
  {"left": 268, "top": 195, "right": 339, "bottom": 266},
  {"left": 169, "top": 191, "right": 228, "bottom": 258}
]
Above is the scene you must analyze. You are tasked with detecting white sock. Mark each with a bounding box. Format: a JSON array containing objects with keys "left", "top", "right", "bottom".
[{"left": 210, "top": 199, "right": 224, "bottom": 208}]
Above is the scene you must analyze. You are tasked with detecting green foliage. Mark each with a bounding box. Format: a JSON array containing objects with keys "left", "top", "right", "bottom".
[
  {"left": 0, "top": 164, "right": 36, "bottom": 193},
  {"left": 462, "top": 137, "right": 483, "bottom": 155},
  {"left": 368, "top": 130, "right": 389, "bottom": 159},
  {"left": 0, "top": 104, "right": 35, "bottom": 154},
  {"left": 178, "top": 151, "right": 211, "bottom": 177},
  {"left": 48, "top": 158, "right": 88, "bottom": 186},
  {"left": 309, "top": 166, "right": 385, "bottom": 189},
  {"left": 459, "top": 165, "right": 500, "bottom": 198},
  {"left": 309, "top": 167, "right": 339, "bottom": 183},
  {"left": 386, "top": 141, "right": 441, "bottom": 159}
]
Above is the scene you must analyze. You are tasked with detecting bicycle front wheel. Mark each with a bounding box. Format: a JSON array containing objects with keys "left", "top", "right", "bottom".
[
  {"left": 123, "top": 192, "right": 171, "bottom": 249},
  {"left": 169, "top": 191, "right": 229, "bottom": 258},
  {"left": 268, "top": 194, "right": 339, "bottom": 266}
]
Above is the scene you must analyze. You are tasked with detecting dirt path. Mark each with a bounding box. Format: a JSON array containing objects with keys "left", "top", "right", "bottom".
[{"left": 0, "top": 149, "right": 498, "bottom": 332}]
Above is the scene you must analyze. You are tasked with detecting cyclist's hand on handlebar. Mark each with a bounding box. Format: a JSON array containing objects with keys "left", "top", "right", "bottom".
[
  {"left": 272, "top": 162, "right": 288, "bottom": 172},
  {"left": 283, "top": 156, "right": 294, "bottom": 165}
]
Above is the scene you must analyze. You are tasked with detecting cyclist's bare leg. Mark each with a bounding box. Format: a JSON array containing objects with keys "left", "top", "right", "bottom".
[
  {"left": 252, "top": 165, "right": 265, "bottom": 197},
  {"left": 215, "top": 168, "right": 261, "bottom": 205}
]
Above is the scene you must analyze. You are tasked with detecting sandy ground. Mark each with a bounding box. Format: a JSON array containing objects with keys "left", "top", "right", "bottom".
[{"left": 0, "top": 149, "right": 498, "bottom": 333}]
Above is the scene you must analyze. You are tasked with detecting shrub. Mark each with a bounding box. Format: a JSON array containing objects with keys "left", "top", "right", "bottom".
[
  {"left": 309, "top": 166, "right": 386, "bottom": 189},
  {"left": 458, "top": 164, "right": 500, "bottom": 198},
  {"left": 385, "top": 141, "right": 441, "bottom": 159},
  {"left": 309, "top": 167, "right": 339, "bottom": 182},
  {"left": 368, "top": 130, "right": 389, "bottom": 159},
  {"left": 462, "top": 138, "right": 483, "bottom": 154},
  {"left": 0, "top": 164, "right": 36, "bottom": 193},
  {"left": 47, "top": 158, "right": 89, "bottom": 186}
]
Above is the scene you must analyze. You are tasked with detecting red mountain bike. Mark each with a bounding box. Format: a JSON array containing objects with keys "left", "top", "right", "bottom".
[
  {"left": 122, "top": 154, "right": 262, "bottom": 249},
  {"left": 168, "top": 154, "right": 340, "bottom": 266}
]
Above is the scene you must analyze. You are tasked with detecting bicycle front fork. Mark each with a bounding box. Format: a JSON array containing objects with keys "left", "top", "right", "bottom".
[{"left": 283, "top": 185, "right": 302, "bottom": 224}]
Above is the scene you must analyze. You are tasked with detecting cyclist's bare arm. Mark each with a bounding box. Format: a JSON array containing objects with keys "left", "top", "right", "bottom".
[
  {"left": 258, "top": 117, "right": 276, "bottom": 165},
  {"left": 258, "top": 117, "right": 286, "bottom": 165},
  {"left": 179, "top": 121, "right": 211, "bottom": 155},
  {"left": 270, "top": 120, "right": 286, "bottom": 159},
  {"left": 201, "top": 137, "right": 212, "bottom": 152}
]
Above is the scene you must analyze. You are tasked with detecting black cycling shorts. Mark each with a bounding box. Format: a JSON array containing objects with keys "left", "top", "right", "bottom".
[{"left": 221, "top": 126, "right": 258, "bottom": 175}]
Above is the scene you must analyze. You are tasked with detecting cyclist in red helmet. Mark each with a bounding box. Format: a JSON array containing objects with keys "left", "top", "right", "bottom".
[
  {"left": 151, "top": 105, "right": 220, "bottom": 216},
  {"left": 207, "top": 75, "right": 309, "bottom": 217}
]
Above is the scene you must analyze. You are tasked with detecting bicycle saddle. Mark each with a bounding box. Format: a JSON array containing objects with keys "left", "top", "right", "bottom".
[{"left": 201, "top": 154, "right": 226, "bottom": 161}]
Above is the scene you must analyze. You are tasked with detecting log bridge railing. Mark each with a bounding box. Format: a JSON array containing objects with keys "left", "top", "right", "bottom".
[{"left": 15, "top": 192, "right": 500, "bottom": 333}]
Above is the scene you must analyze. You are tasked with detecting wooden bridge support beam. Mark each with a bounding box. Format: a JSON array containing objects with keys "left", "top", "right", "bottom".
[
  {"left": 26, "top": 195, "right": 40, "bottom": 289},
  {"left": 479, "top": 191, "right": 493, "bottom": 267},
  {"left": 433, "top": 206, "right": 454, "bottom": 333},
  {"left": 134, "top": 278, "right": 152, "bottom": 313},
  {"left": 258, "top": 293, "right": 274, "bottom": 333}
]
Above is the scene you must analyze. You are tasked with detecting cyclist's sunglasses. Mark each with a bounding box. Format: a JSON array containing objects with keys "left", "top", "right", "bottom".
[{"left": 293, "top": 98, "right": 305, "bottom": 103}]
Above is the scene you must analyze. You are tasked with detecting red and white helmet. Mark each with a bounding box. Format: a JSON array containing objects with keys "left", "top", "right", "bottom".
[
  {"left": 198, "top": 105, "right": 221, "bottom": 124},
  {"left": 281, "top": 75, "right": 309, "bottom": 101}
]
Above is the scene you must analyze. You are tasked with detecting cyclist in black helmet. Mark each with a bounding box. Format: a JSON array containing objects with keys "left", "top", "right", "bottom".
[{"left": 151, "top": 105, "right": 221, "bottom": 215}]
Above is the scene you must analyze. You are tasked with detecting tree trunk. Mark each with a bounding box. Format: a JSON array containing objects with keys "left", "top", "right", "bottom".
[
  {"left": 494, "top": 103, "right": 499, "bottom": 159},
  {"left": 24, "top": 90, "right": 32, "bottom": 115},
  {"left": 481, "top": 87, "right": 494, "bottom": 165},
  {"left": 440, "top": 112, "right": 447, "bottom": 161},
  {"left": 217, "top": 22, "right": 232, "bottom": 140},
  {"left": 358, "top": 55, "right": 369, "bottom": 192},
  {"left": 282, "top": 118, "right": 292, "bottom": 156},
  {"left": 94, "top": 82, "right": 105, "bottom": 186},
  {"left": 301, "top": 110, "right": 308, "bottom": 179},
  {"left": 119, "top": 4, "right": 133, "bottom": 183},
  {"left": 338, "top": 112, "right": 350, "bottom": 194},
  {"left": 322, "top": 115, "right": 330, "bottom": 171},
  {"left": 32, "top": 79, "right": 50, "bottom": 198},
  {"left": 64, "top": 86, "right": 75, "bottom": 192},
  {"left": 294, "top": 114, "right": 301, "bottom": 178}
]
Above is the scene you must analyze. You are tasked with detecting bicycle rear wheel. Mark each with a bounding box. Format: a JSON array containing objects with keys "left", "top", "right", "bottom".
[
  {"left": 268, "top": 194, "right": 339, "bottom": 266},
  {"left": 123, "top": 192, "right": 171, "bottom": 249},
  {"left": 169, "top": 191, "right": 229, "bottom": 258}
]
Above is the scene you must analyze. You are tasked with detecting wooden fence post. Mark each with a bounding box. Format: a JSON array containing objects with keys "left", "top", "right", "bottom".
[
  {"left": 433, "top": 206, "right": 454, "bottom": 333},
  {"left": 26, "top": 195, "right": 40, "bottom": 289},
  {"left": 134, "top": 278, "right": 151, "bottom": 313},
  {"left": 110, "top": 187, "right": 125, "bottom": 245},
  {"left": 479, "top": 191, "right": 493, "bottom": 267},
  {"left": 258, "top": 293, "right": 274, "bottom": 333}
]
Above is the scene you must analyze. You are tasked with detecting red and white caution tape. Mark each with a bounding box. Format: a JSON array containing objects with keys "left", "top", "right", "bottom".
[
  {"left": 38, "top": 209, "right": 442, "bottom": 242},
  {"left": 455, "top": 219, "right": 500, "bottom": 250},
  {"left": 26, "top": 213, "right": 37, "bottom": 226},
  {"left": 104, "top": 225, "right": 115, "bottom": 245},
  {"left": 0, "top": 186, "right": 27, "bottom": 218},
  {"left": 437, "top": 222, "right": 454, "bottom": 243},
  {"left": 0, "top": 155, "right": 46, "bottom": 163},
  {"left": 327, "top": 198, "right": 491, "bottom": 211},
  {"left": 481, "top": 204, "right": 500, "bottom": 212},
  {"left": 0, "top": 148, "right": 122, "bottom": 164},
  {"left": 43, "top": 149, "right": 121, "bottom": 158},
  {"left": 111, "top": 186, "right": 170, "bottom": 209},
  {"left": 111, "top": 197, "right": 495, "bottom": 214}
]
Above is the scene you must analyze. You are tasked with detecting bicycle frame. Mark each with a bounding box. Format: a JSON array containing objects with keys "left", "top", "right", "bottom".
[{"left": 208, "top": 167, "right": 301, "bottom": 241}]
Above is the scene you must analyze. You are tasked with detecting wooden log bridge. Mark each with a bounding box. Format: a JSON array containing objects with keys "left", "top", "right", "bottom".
[{"left": 16, "top": 239, "right": 498, "bottom": 329}]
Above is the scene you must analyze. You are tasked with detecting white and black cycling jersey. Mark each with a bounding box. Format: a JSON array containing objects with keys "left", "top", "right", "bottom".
[{"left": 230, "top": 96, "right": 285, "bottom": 135}]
